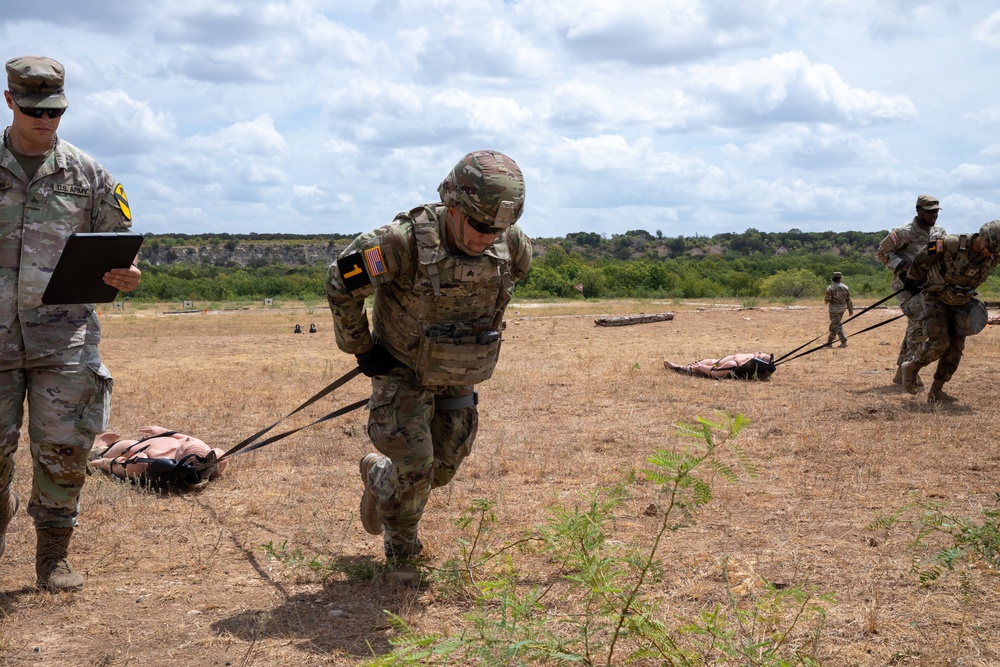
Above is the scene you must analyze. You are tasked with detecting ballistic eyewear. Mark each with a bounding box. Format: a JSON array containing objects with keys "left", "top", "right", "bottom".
[
  {"left": 16, "top": 105, "right": 66, "bottom": 119},
  {"left": 465, "top": 215, "right": 503, "bottom": 236}
]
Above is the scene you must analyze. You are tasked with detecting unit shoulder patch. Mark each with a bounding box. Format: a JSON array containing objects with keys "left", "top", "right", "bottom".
[
  {"left": 114, "top": 183, "right": 132, "bottom": 221},
  {"left": 337, "top": 252, "right": 371, "bottom": 292}
]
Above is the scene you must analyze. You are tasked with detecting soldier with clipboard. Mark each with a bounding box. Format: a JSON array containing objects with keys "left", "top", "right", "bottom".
[{"left": 1, "top": 55, "right": 142, "bottom": 593}]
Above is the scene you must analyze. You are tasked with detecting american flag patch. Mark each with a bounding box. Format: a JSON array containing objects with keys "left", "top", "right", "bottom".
[
  {"left": 935, "top": 239, "right": 944, "bottom": 253},
  {"left": 364, "top": 246, "right": 386, "bottom": 276},
  {"left": 889, "top": 232, "right": 898, "bottom": 243}
]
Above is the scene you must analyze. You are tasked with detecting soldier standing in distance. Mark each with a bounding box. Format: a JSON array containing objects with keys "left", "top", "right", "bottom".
[
  {"left": 326, "top": 150, "right": 532, "bottom": 581},
  {"left": 0, "top": 56, "right": 141, "bottom": 592},
  {"left": 901, "top": 221, "right": 1000, "bottom": 403},
  {"left": 876, "top": 194, "right": 947, "bottom": 386},
  {"left": 825, "top": 271, "right": 853, "bottom": 347}
]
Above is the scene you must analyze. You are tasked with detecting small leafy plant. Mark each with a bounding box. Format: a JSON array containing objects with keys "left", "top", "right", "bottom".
[
  {"left": 365, "top": 414, "right": 830, "bottom": 666},
  {"left": 871, "top": 493, "right": 1000, "bottom": 599}
]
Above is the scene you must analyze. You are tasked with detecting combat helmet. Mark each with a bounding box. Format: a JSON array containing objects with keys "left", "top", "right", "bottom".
[
  {"left": 438, "top": 150, "right": 525, "bottom": 231},
  {"left": 832, "top": 271, "right": 843, "bottom": 280},
  {"left": 979, "top": 220, "right": 1000, "bottom": 254}
]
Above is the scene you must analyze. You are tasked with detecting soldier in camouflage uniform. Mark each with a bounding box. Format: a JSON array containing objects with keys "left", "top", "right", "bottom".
[
  {"left": 824, "top": 272, "right": 853, "bottom": 347},
  {"left": 900, "top": 220, "right": 1000, "bottom": 403},
  {"left": 876, "top": 195, "right": 947, "bottom": 386},
  {"left": 327, "top": 150, "right": 532, "bottom": 576},
  {"left": 0, "top": 56, "right": 141, "bottom": 592}
]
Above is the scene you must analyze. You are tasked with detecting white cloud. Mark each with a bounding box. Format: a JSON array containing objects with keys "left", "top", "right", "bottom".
[
  {"left": 973, "top": 10, "right": 1000, "bottom": 47},
  {"left": 967, "top": 106, "right": 1000, "bottom": 124},
  {"left": 520, "top": 0, "right": 786, "bottom": 64},
  {"left": 722, "top": 126, "right": 894, "bottom": 167},
  {"left": 64, "top": 90, "right": 175, "bottom": 157},
  {"left": 2, "top": 0, "right": 998, "bottom": 236},
  {"left": 687, "top": 51, "right": 916, "bottom": 124},
  {"left": 196, "top": 115, "right": 288, "bottom": 156}
]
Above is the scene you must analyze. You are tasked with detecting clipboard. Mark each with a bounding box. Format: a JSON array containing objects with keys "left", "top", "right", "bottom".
[{"left": 41, "top": 232, "right": 144, "bottom": 305}]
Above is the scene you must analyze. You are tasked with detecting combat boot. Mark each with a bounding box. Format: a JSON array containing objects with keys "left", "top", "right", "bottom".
[
  {"left": 36, "top": 526, "right": 84, "bottom": 592},
  {"left": 0, "top": 491, "right": 19, "bottom": 559},
  {"left": 894, "top": 365, "right": 924, "bottom": 386},
  {"left": 927, "top": 381, "right": 958, "bottom": 404},
  {"left": 385, "top": 536, "right": 424, "bottom": 588},
  {"left": 359, "top": 453, "right": 385, "bottom": 535},
  {"left": 900, "top": 361, "right": 921, "bottom": 395}
]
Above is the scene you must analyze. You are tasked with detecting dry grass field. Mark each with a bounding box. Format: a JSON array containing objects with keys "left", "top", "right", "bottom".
[{"left": 2, "top": 298, "right": 1000, "bottom": 666}]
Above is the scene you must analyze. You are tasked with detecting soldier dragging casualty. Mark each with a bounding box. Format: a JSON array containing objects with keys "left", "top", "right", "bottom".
[
  {"left": 900, "top": 220, "right": 1000, "bottom": 403},
  {"left": 326, "top": 150, "right": 532, "bottom": 582}
]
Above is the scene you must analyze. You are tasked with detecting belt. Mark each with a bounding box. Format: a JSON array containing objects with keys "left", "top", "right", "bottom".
[{"left": 435, "top": 390, "right": 478, "bottom": 411}]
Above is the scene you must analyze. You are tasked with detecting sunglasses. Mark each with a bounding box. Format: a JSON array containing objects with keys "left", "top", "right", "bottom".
[
  {"left": 16, "top": 105, "right": 66, "bottom": 119},
  {"left": 465, "top": 215, "right": 502, "bottom": 236}
]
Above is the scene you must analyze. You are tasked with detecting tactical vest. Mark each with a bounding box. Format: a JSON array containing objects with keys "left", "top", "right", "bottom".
[
  {"left": 924, "top": 234, "right": 999, "bottom": 306},
  {"left": 372, "top": 206, "right": 514, "bottom": 386}
]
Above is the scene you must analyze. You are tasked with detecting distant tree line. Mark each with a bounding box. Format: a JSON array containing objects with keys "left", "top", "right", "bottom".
[
  {"left": 131, "top": 262, "right": 329, "bottom": 302},
  {"left": 124, "top": 228, "right": 1000, "bottom": 302}
]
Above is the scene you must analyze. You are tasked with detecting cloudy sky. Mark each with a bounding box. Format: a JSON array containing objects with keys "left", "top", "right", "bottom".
[{"left": 3, "top": 1, "right": 999, "bottom": 239}]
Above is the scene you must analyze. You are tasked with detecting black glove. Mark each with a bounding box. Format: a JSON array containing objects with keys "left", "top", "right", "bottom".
[
  {"left": 895, "top": 261, "right": 911, "bottom": 276},
  {"left": 355, "top": 344, "right": 400, "bottom": 377},
  {"left": 902, "top": 277, "right": 923, "bottom": 295}
]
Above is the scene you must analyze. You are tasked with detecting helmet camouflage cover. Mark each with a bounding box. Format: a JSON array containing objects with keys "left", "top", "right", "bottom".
[
  {"left": 438, "top": 150, "right": 525, "bottom": 230},
  {"left": 979, "top": 220, "right": 1000, "bottom": 254}
]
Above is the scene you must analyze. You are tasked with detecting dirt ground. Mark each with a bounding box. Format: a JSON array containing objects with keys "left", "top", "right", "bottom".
[{"left": 1, "top": 300, "right": 999, "bottom": 666}]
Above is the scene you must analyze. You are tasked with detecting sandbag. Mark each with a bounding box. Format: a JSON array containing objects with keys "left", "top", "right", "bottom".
[{"left": 952, "top": 297, "right": 988, "bottom": 336}]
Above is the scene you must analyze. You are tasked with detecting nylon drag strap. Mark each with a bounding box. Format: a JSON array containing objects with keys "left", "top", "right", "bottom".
[
  {"left": 773, "top": 288, "right": 905, "bottom": 364},
  {"left": 195, "top": 366, "right": 365, "bottom": 470},
  {"left": 775, "top": 313, "right": 906, "bottom": 366}
]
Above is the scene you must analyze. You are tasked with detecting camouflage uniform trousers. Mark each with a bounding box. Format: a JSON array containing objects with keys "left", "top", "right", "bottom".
[
  {"left": 895, "top": 291, "right": 928, "bottom": 366},
  {"left": 364, "top": 365, "right": 477, "bottom": 559},
  {"left": 827, "top": 309, "right": 847, "bottom": 344},
  {"left": 910, "top": 296, "right": 965, "bottom": 383},
  {"left": 0, "top": 345, "right": 112, "bottom": 528}
]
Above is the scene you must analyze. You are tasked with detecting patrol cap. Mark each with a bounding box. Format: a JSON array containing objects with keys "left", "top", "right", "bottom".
[
  {"left": 832, "top": 271, "right": 843, "bottom": 279},
  {"left": 916, "top": 194, "right": 941, "bottom": 211},
  {"left": 6, "top": 56, "right": 68, "bottom": 109}
]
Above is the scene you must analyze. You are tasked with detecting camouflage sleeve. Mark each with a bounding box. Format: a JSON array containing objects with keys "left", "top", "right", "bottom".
[
  {"left": 326, "top": 221, "right": 413, "bottom": 355},
  {"left": 846, "top": 288, "right": 853, "bottom": 312},
  {"left": 505, "top": 224, "right": 533, "bottom": 282},
  {"left": 876, "top": 229, "right": 906, "bottom": 271},
  {"left": 906, "top": 243, "right": 935, "bottom": 283},
  {"left": 824, "top": 285, "right": 832, "bottom": 303},
  {"left": 92, "top": 175, "right": 133, "bottom": 233}
]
